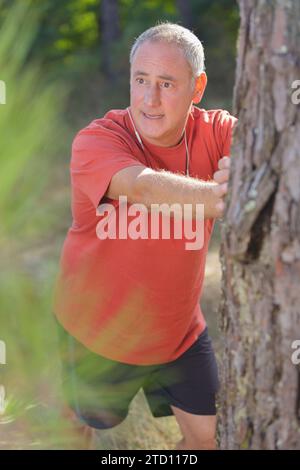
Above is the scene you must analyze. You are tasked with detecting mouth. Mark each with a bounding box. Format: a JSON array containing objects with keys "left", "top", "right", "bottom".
[{"left": 142, "top": 112, "right": 164, "bottom": 120}]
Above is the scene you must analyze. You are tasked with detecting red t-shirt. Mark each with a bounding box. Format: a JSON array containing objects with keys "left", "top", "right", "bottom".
[{"left": 53, "top": 106, "right": 237, "bottom": 365}]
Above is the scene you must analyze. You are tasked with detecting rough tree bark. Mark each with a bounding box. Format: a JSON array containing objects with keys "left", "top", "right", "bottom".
[
  {"left": 98, "top": 0, "right": 121, "bottom": 80},
  {"left": 219, "top": 0, "right": 300, "bottom": 449}
]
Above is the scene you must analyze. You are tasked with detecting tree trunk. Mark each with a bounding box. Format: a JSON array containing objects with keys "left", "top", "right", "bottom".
[
  {"left": 219, "top": 0, "right": 300, "bottom": 449},
  {"left": 98, "top": 0, "right": 121, "bottom": 80},
  {"left": 176, "top": 0, "right": 194, "bottom": 30}
]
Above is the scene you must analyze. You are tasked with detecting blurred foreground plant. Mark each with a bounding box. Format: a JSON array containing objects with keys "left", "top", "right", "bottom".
[
  {"left": 0, "top": 0, "right": 73, "bottom": 449},
  {"left": 0, "top": 0, "right": 67, "bottom": 240}
]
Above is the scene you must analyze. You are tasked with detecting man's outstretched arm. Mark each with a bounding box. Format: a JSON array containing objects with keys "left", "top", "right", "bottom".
[{"left": 105, "top": 159, "right": 230, "bottom": 219}]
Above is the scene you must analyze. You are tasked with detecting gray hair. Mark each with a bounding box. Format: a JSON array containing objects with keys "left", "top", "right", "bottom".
[{"left": 129, "top": 22, "right": 205, "bottom": 78}]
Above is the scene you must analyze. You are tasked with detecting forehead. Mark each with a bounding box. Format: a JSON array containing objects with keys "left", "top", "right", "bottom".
[{"left": 130, "top": 40, "right": 192, "bottom": 79}]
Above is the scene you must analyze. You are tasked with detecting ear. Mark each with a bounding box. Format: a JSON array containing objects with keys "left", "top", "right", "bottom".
[{"left": 192, "top": 72, "right": 207, "bottom": 104}]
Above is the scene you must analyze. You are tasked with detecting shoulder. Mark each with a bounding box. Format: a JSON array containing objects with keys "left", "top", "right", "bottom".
[
  {"left": 72, "top": 109, "right": 132, "bottom": 152},
  {"left": 190, "top": 107, "right": 237, "bottom": 159},
  {"left": 191, "top": 106, "right": 237, "bottom": 129},
  {"left": 191, "top": 107, "right": 237, "bottom": 149},
  {"left": 74, "top": 108, "right": 128, "bottom": 138}
]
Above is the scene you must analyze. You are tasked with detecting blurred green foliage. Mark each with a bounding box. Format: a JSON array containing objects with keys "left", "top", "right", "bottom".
[
  {"left": 0, "top": 1, "right": 69, "bottom": 241},
  {"left": 0, "top": 0, "right": 70, "bottom": 448},
  {"left": 1, "top": 0, "right": 238, "bottom": 122}
]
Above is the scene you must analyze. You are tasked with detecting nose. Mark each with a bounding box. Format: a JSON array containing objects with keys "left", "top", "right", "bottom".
[{"left": 144, "top": 84, "right": 161, "bottom": 107}]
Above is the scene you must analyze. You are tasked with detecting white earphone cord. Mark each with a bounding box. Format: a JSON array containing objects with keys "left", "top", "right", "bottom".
[{"left": 127, "top": 107, "right": 189, "bottom": 177}]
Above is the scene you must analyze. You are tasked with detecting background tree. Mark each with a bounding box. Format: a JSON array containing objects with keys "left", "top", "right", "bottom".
[
  {"left": 176, "top": 0, "right": 193, "bottom": 30},
  {"left": 98, "top": 0, "right": 121, "bottom": 80},
  {"left": 219, "top": 0, "right": 300, "bottom": 449}
]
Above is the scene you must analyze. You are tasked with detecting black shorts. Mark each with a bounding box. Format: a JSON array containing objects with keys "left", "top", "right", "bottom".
[{"left": 55, "top": 319, "right": 219, "bottom": 430}]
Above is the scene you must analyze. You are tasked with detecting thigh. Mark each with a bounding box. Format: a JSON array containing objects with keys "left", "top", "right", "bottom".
[
  {"left": 55, "top": 318, "right": 145, "bottom": 429},
  {"left": 143, "top": 327, "right": 219, "bottom": 418}
]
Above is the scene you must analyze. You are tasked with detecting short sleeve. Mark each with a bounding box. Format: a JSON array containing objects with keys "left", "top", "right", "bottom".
[
  {"left": 213, "top": 110, "right": 238, "bottom": 157},
  {"left": 71, "top": 129, "right": 144, "bottom": 208}
]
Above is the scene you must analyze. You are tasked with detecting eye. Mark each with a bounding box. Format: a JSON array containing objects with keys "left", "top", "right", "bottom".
[
  {"left": 161, "top": 82, "right": 172, "bottom": 89},
  {"left": 136, "top": 78, "right": 145, "bottom": 85}
]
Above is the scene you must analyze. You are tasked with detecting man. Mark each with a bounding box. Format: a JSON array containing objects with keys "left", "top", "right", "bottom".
[{"left": 53, "top": 22, "right": 236, "bottom": 450}]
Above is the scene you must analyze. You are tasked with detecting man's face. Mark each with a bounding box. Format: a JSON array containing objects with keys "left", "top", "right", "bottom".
[{"left": 130, "top": 40, "right": 206, "bottom": 147}]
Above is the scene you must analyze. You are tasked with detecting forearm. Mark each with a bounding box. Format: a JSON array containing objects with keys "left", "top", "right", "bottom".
[{"left": 134, "top": 168, "right": 223, "bottom": 219}]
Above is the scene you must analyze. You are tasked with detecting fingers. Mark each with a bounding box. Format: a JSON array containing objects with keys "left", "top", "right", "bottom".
[
  {"left": 213, "top": 168, "right": 229, "bottom": 184},
  {"left": 215, "top": 199, "right": 225, "bottom": 212},
  {"left": 211, "top": 160, "right": 231, "bottom": 218},
  {"left": 214, "top": 156, "right": 231, "bottom": 189},
  {"left": 212, "top": 181, "right": 228, "bottom": 219},
  {"left": 218, "top": 156, "right": 231, "bottom": 170},
  {"left": 213, "top": 182, "right": 228, "bottom": 198}
]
